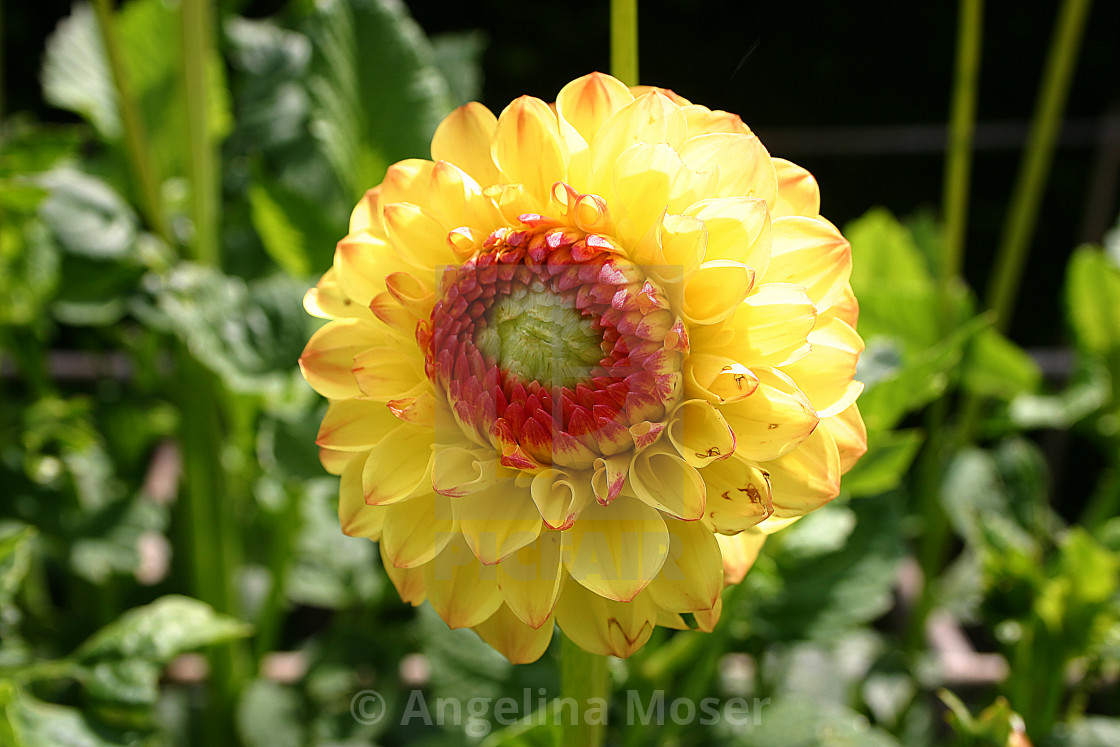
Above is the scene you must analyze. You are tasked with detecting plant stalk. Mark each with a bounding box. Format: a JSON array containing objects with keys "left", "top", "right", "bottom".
[
  {"left": 91, "top": 0, "right": 171, "bottom": 244},
  {"left": 610, "top": 0, "right": 639, "bottom": 87},
  {"left": 180, "top": 0, "right": 220, "bottom": 266},
  {"left": 560, "top": 637, "right": 610, "bottom": 747}
]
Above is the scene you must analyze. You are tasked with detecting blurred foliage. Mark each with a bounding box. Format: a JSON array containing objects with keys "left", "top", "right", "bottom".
[{"left": 2, "top": 0, "right": 1120, "bottom": 745}]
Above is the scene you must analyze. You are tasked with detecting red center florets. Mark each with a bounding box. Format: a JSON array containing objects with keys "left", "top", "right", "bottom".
[{"left": 417, "top": 216, "right": 686, "bottom": 470}]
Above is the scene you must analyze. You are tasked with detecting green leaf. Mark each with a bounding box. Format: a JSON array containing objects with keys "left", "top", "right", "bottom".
[
  {"left": 1066, "top": 246, "right": 1120, "bottom": 357},
  {"left": 857, "top": 315, "right": 989, "bottom": 433},
  {"left": 431, "top": 31, "right": 487, "bottom": 107},
  {"left": 41, "top": 0, "right": 230, "bottom": 180},
  {"left": 248, "top": 176, "right": 337, "bottom": 277},
  {"left": 76, "top": 595, "right": 251, "bottom": 664},
  {"left": 36, "top": 169, "right": 138, "bottom": 260},
  {"left": 846, "top": 207, "right": 940, "bottom": 350},
  {"left": 842, "top": 429, "right": 924, "bottom": 497},
  {"left": 1046, "top": 717, "right": 1120, "bottom": 747},
  {"left": 83, "top": 659, "right": 161, "bottom": 707},
  {"left": 237, "top": 679, "right": 305, "bottom": 747},
  {"left": 941, "top": 448, "right": 1034, "bottom": 554},
  {"left": 961, "top": 327, "right": 1042, "bottom": 399},
  {"left": 0, "top": 526, "right": 37, "bottom": 607},
  {"left": 148, "top": 264, "right": 310, "bottom": 394},
  {"left": 739, "top": 492, "right": 906, "bottom": 641},
  {"left": 306, "top": 0, "right": 454, "bottom": 199},
  {"left": 1009, "top": 361, "right": 1111, "bottom": 429},
  {"left": 41, "top": 3, "right": 120, "bottom": 138},
  {"left": 0, "top": 681, "right": 156, "bottom": 747},
  {"left": 716, "top": 696, "right": 900, "bottom": 747}
]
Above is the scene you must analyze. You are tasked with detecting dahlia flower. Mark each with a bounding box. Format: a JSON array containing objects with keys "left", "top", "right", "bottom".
[{"left": 299, "top": 73, "right": 866, "bottom": 663}]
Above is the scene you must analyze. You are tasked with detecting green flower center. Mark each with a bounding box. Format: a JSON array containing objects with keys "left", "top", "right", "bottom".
[{"left": 475, "top": 285, "right": 604, "bottom": 388}]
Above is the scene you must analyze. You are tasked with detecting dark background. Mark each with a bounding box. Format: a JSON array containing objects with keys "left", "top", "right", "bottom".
[{"left": 5, "top": 0, "right": 1119, "bottom": 346}]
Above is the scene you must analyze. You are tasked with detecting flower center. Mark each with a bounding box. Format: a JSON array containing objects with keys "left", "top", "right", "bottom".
[
  {"left": 419, "top": 215, "right": 686, "bottom": 469},
  {"left": 475, "top": 287, "right": 603, "bottom": 389}
]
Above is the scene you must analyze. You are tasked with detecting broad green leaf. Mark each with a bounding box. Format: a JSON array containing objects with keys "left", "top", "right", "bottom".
[
  {"left": 842, "top": 429, "right": 924, "bottom": 497},
  {"left": 857, "top": 315, "right": 989, "bottom": 433},
  {"left": 740, "top": 492, "right": 906, "bottom": 641},
  {"left": 83, "top": 659, "right": 161, "bottom": 707},
  {"left": 149, "top": 264, "right": 309, "bottom": 394},
  {"left": 961, "top": 327, "right": 1042, "bottom": 399},
  {"left": 76, "top": 595, "right": 251, "bottom": 663},
  {"left": 846, "top": 207, "right": 940, "bottom": 350},
  {"left": 0, "top": 526, "right": 37, "bottom": 606},
  {"left": 716, "top": 695, "right": 900, "bottom": 747},
  {"left": 1066, "top": 246, "right": 1120, "bottom": 357},
  {"left": 41, "top": 0, "right": 231, "bottom": 180},
  {"left": 41, "top": 3, "right": 120, "bottom": 138},
  {"left": 237, "top": 680, "right": 304, "bottom": 747},
  {"left": 306, "top": 0, "right": 453, "bottom": 199},
  {"left": 1047, "top": 717, "right": 1120, "bottom": 747},
  {"left": 431, "top": 31, "right": 487, "bottom": 107},
  {"left": 941, "top": 448, "right": 1033, "bottom": 554},
  {"left": 1009, "top": 361, "right": 1111, "bottom": 429},
  {"left": 248, "top": 177, "right": 337, "bottom": 277},
  {"left": 0, "top": 681, "right": 155, "bottom": 747},
  {"left": 36, "top": 169, "right": 137, "bottom": 260}
]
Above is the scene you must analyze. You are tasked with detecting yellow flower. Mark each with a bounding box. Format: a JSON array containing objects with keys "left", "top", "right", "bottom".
[{"left": 300, "top": 73, "right": 867, "bottom": 663}]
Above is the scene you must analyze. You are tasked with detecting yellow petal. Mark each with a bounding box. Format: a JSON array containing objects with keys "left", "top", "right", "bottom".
[
  {"left": 555, "top": 582, "right": 658, "bottom": 658},
  {"left": 474, "top": 604, "right": 555, "bottom": 664},
  {"left": 382, "top": 492, "right": 456, "bottom": 568},
  {"left": 497, "top": 531, "right": 564, "bottom": 628},
  {"left": 709, "top": 283, "right": 817, "bottom": 367},
  {"left": 667, "top": 399, "right": 736, "bottom": 468},
  {"left": 822, "top": 402, "right": 867, "bottom": 473},
  {"left": 333, "top": 232, "right": 406, "bottom": 306},
  {"left": 590, "top": 91, "right": 687, "bottom": 189},
  {"left": 682, "top": 259, "right": 755, "bottom": 325},
  {"left": 316, "top": 399, "right": 400, "bottom": 452},
  {"left": 492, "top": 95, "right": 568, "bottom": 205},
  {"left": 562, "top": 496, "right": 669, "bottom": 601},
  {"left": 319, "top": 446, "right": 353, "bottom": 476},
  {"left": 423, "top": 537, "right": 503, "bottom": 628},
  {"left": 685, "top": 197, "right": 770, "bottom": 274},
  {"left": 362, "top": 423, "right": 433, "bottom": 506},
  {"left": 766, "top": 216, "right": 851, "bottom": 311},
  {"left": 299, "top": 318, "right": 388, "bottom": 400},
  {"left": 381, "top": 202, "right": 456, "bottom": 270},
  {"left": 379, "top": 159, "right": 436, "bottom": 210},
  {"left": 766, "top": 422, "right": 842, "bottom": 517},
  {"left": 684, "top": 353, "right": 759, "bottom": 404},
  {"left": 531, "top": 469, "right": 593, "bottom": 529},
  {"left": 700, "top": 456, "right": 774, "bottom": 533},
  {"left": 677, "top": 132, "right": 777, "bottom": 206},
  {"left": 304, "top": 268, "right": 366, "bottom": 320},
  {"left": 771, "top": 158, "right": 820, "bottom": 218},
  {"left": 779, "top": 316, "right": 864, "bottom": 418},
  {"left": 349, "top": 186, "right": 385, "bottom": 236},
  {"left": 351, "top": 345, "right": 426, "bottom": 402},
  {"left": 719, "top": 367, "right": 819, "bottom": 462},
  {"left": 755, "top": 514, "right": 802, "bottom": 535},
  {"left": 591, "top": 453, "right": 630, "bottom": 505},
  {"left": 381, "top": 543, "right": 425, "bottom": 605},
  {"left": 828, "top": 283, "right": 860, "bottom": 329},
  {"left": 646, "top": 518, "right": 723, "bottom": 612},
  {"left": 339, "top": 451, "right": 384, "bottom": 539},
  {"left": 681, "top": 104, "right": 751, "bottom": 136},
  {"left": 432, "top": 446, "right": 502, "bottom": 497},
  {"left": 717, "top": 530, "right": 767, "bottom": 585},
  {"left": 426, "top": 160, "right": 500, "bottom": 238},
  {"left": 556, "top": 72, "right": 634, "bottom": 147},
  {"left": 693, "top": 593, "right": 723, "bottom": 632},
  {"left": 629, "top": 443, "right": 706, "bottom": 521},
  {"left": 631, "top": 213, "right": 705, "bottom": 284},
  {"left": 454, "top": 481, "right": 544, "bottom": 565},
  {"left": 431, "top": 102, "right": 501, "bottom": 187}
]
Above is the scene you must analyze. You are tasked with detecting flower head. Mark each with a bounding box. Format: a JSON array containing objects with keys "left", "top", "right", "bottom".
[{"left": 300, "top": 73, "right": 867, "bottom": 663}]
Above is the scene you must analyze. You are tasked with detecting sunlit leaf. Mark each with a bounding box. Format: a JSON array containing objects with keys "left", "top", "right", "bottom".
[{"left": 1066, "top": 246, "right": 1120, "bottom": 357}]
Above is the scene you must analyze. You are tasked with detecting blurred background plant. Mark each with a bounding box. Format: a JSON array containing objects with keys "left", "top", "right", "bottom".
[{"left": 1, "top": 0, "right": 1119, "bottom": 745}]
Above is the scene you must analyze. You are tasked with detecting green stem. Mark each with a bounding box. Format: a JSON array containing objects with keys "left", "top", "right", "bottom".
[
  {"left": 90, "top": 0, "right": 171, "bottom": 244},
  {"left": 560, "top": 637, "right": 610, "bottom": 747},
  {"left": 906, "top": 0, "right": 984, "bottom": 656},
  {"left": 610, "top": 0, "right": 639, "bottom": 87},
  {"left": 985, "top": 0, "right": 1092, "bottom": 331},
  {"left": 180, "top": 0, "right": 220, "bottom": 266}
]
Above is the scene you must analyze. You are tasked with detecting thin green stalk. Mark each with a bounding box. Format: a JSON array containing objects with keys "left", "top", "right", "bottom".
[
  {"left": 180, "top": 0, "right": 220, "bottom": 266},
  {"left": 984, "top": 0, "right": 1092, "bottom": 333},
  {"left": 958, "top": 0, "right": 1093, "bottom": 442},
  {"left": 610, "top": 0, "right": 639, "bottom": 87},
  {"left": 90, "top": 0, "right": 171, "bottom": 244},
  {"left": 560, "top": 638, "right": 610, "bottom": 747},
  {"left": 906, "top": 0, "right": 984, "bottom": 655}
]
